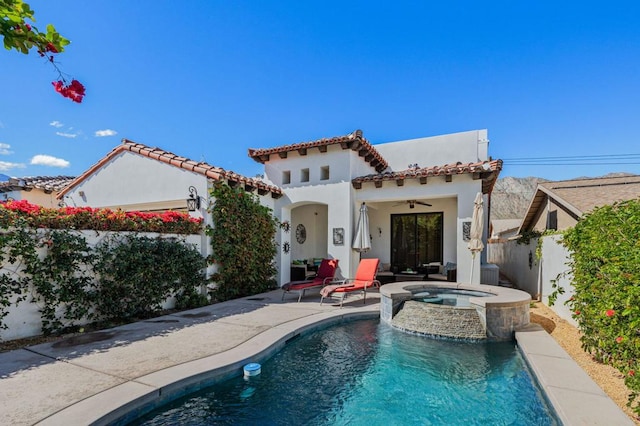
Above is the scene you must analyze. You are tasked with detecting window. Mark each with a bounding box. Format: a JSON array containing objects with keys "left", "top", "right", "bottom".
[
  {"left": 301, "top": 168, "right": 310, "bottom": 182},
  {"left": 320, "top": 166, "right": 330, "bottom": 180},
  {"left": 391, "top": 213, "right": 443, "bottom": 271},
  {"left": 547, "top": 210, "right": 558, "bottom": 231},
  {"left": 282, "top": 170, "right": 291, "bottom": 185}
]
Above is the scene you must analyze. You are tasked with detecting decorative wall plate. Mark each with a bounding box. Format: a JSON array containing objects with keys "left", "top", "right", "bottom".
[{"left": 296, "top": 224, "right": 307, "bottom": 244}]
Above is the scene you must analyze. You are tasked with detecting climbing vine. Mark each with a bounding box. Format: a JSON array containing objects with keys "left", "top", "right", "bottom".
[
  {"left": 29, "top": 229, "right": 96, "bottom": 333},
  {"left": 0, "top": 219, "right": 34, "bottom": 329},
  {"left": 206, "top": 181, "right": 278, "bottom": 301},
  {"left": 562, "top": 199, "right": 640, "bottom": 413},
  {"left": 0, "top": 217, "right": 208, "bottom": 335}
]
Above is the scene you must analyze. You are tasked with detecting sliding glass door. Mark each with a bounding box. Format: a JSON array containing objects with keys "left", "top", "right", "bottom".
[{"left": 391, "top": 213, "right": 443, "bottom": 271}]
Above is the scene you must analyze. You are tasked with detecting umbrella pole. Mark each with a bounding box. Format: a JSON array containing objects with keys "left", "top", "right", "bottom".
[{"left": 469, "top": 253, "right": 475, "bottom": 284}]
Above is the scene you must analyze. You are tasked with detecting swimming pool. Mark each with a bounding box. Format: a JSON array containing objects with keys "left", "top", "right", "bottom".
[{"left": 131, "top": 319, "right": 558, "bottom": 425}]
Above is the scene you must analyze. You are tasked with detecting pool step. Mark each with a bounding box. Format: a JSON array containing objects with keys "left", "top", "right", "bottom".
[{"left": 391, "top": 300, "right": 486, "bottom": 340}]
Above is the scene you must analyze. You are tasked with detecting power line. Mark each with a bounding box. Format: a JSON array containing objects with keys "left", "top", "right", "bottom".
[
  {"left": 502, "top": 153, "right": 640, "bottom": 166},
  {"left": 505, "top": 162, "right": 640, "bottom": 166},
  {"left": 503, "top": 153, "right": 640, "bottom": 161}
]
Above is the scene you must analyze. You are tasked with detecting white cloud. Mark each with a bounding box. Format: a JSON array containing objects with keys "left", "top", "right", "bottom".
[
  {"left": 50, "top": 120, "right": 64, "bottom": 128},
  {"left": 95, "top": 129, "right": 118, "bottom": 137},
  {"left": 30, "top": 155, "right": 70, "bottom": 168},
  {"left": 0, "top": 143, "right": 13, "bottom": 155},
  {"left": 56, "top": 131, "right": 78, "bottom": 138},
  {"left": 0, "top": 161, "right": 25, "bottom": 171}
]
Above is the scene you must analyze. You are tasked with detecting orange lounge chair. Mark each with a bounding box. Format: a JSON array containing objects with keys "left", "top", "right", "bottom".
[
  {"left": 320, "top": 258, "right": 380, "bottom": 307},
  {"left": 281, "top": 258, "right": 339, "bottom": 302}
]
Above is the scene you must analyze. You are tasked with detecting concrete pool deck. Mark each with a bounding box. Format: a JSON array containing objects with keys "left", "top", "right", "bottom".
[{"left": 0, "top": 288, "right": 633, "bottom": 425}]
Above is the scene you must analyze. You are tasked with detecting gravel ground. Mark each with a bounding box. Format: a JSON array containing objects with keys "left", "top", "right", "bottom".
[{"left": 530, "top": 302, "right": 640, "bottom": 425}]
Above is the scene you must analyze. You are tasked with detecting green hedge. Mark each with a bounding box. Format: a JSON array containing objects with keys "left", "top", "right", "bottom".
[
  {"left": 0, "top": 227, "right": 208, "bottom": 335},
  {"left": 562, "top": 199, "right": 640, "bottom": 413},
  {"left": 206, "top": 182, "right": 278, "bottom": 301}
]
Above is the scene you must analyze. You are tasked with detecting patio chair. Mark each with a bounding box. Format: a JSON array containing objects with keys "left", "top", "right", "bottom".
[
  {"left": 281, "top": 258, "right": 339, "bottom": 302},
  {"left": 320, "top": 258, "right": 380, "bottom": 307}
]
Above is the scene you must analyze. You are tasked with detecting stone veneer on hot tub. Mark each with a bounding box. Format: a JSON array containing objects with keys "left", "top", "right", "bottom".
[{"left": 380, "top": 281, "right": 531, "bottom": 341}]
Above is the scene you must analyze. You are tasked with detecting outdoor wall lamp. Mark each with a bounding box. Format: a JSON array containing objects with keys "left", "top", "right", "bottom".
[{"left": 186, "top": 186, "right": 201, "bottom": 211}]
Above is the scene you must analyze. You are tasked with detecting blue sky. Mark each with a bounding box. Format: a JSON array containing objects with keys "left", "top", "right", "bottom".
[{"left": 2, "top": 1, "right": 640, "bottom": 181}]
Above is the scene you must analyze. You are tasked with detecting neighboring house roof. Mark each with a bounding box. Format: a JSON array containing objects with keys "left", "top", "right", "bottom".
[
  {"left": 351, "top": 159, "right": 503, "bottom": 194},
  {"left": 58, "top": 140, "right": 283, "bottom": 199},
  {"left": 0, "top": 176, "right": 75, "bottom": 194},
  {"left": 248, "top": 129, "right": 389, "bottom": 173},
  {"left": 519, "top": 175, "right": 640, "bottom": 231}
]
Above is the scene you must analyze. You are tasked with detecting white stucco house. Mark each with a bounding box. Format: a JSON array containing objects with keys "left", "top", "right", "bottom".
[
  {"left": 58, "top": 129, "right": 502, "bottom": 287},
  {"left": 249, "top": 129, "right": 501, "bottom": 285},
  {"left": 56, "top": 140, "right": 283, "bottom": 267}
]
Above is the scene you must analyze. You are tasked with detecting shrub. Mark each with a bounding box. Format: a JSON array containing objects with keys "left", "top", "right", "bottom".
[
  {"left": 93, "top": 234, "right": 207, "bottom": 320},
  {"left": 207, "top": 182, "right": 278, "bottom": 301},
  {"left": 562, "top": 199, "right": 640, "bottom": 413}
]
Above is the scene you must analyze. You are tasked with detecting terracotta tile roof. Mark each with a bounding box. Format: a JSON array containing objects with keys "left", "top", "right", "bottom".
[
  {"left": 351, "top": 159, "right": 503, "bottom": 194},
  {"left": 520, "top": 175, "right": 640, "bottom": 231},
  {"left": 248, "top": 130, "right": 389, "bottom": 173},
  {"left": 58, "top": 140, "right": 282, "bottom": 199},
  {"left": 0, "top": 176, "right": 75, "bottom": 194}
]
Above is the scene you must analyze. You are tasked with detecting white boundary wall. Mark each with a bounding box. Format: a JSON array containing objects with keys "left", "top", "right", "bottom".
[
  {"left": 488, "top": 234, "right": 576, "bottom": 326},
  {"left": 1, "top": 231, "right": 202, "bottom": 341}
]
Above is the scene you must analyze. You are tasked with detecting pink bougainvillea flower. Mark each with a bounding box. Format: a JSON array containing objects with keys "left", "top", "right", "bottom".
[
  {"left": 616, "top": 336, "right": 624, "bottom": 343},
  {"left": 52, "top": 79, "right": 86, "bottom": 103},
  {"left": 605, "top": 309, "right": 615, "bottom": 317},
  {"left": 629, "top": 370, "right": 635, "bottom": 377}
]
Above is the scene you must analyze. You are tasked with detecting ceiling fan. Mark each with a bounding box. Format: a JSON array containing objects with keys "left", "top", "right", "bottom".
[{"left": 393, "top": 200, "right": 432, "bottom": 209}]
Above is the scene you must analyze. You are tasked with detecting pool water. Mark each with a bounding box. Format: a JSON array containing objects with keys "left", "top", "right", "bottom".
[
  {"left": 131, "top": 319, "right": 558, "bottom": 425},
  {"left": 413, "top": 289, "right": 491, "bottom": 307}
]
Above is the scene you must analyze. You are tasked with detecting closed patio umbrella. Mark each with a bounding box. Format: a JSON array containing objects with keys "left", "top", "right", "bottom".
[
  {"left": 352, "top": 202, "right": 371, "bottom": 256},
  {"left": 468, "top": 192, "right": 484, "bottom": 284}
]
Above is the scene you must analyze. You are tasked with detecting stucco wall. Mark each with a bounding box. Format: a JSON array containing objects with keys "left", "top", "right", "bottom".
[
  {"left": 8, "top": 189, "right": 62, "bottom": 209},
  {"left": 63, "top": 152, "right": 208, "bottom": 211},
  {"left": 0, "top": 231, "right": 202, "bottom": 341},
  {"left": 290, "top": 204, "right": 328, "bottom": 262},
  {"left": 274, "top": 182, "right": 354, "bottom": 282},
  {"left": 375, "top": 129, "right": 489, "bottom": 170},
  {"left": 488, "top": 239, "right": 539, "bottom": 296},
  {"left": 263, "top": 144, "right": 367, "bottom": 187},
  {"left": 488, "top": 235, "right": 576, "bottom": 326}
]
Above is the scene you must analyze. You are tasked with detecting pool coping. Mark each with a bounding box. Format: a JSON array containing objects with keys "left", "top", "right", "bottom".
[
  {"left": 13, "top": 289, "right": 633, "bottom": 426},
  {"left": 516, "top": 323, "right": 634, "bottom": 425}
]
